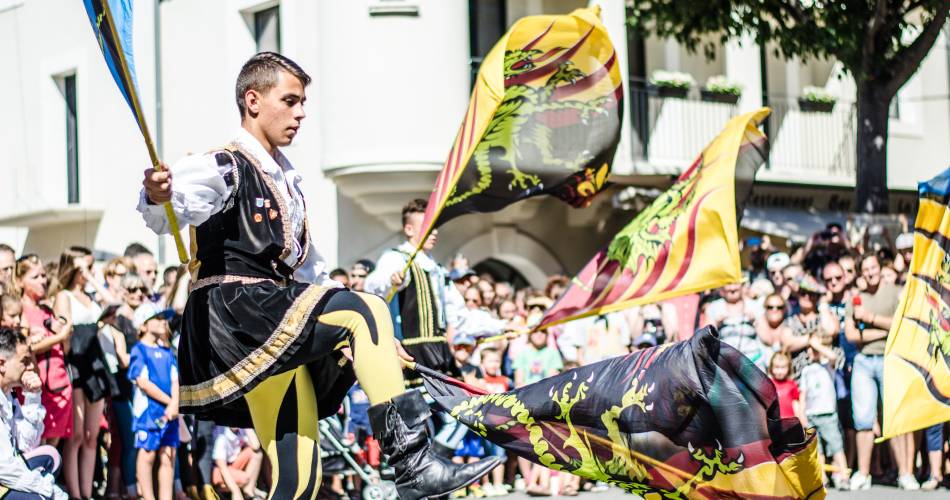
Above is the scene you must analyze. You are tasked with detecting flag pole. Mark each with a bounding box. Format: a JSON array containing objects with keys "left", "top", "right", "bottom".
[{"left": 99, "top": 0, "right": 189, "bottom": 264}]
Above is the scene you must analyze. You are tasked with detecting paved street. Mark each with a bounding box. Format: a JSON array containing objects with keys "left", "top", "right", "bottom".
[{"left": 493, "top": 485, "right": 943, "bottom": 499}]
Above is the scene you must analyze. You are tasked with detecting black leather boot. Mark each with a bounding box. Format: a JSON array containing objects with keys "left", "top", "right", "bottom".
[{"left": 369, "top": 391, "right": 500, "bottom": 499}]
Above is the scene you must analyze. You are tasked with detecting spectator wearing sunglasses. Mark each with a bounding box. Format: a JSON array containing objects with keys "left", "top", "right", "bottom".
[
  {"left": 104, "top": 273, "right": 149, "bottom": 498},
  {"left": 102, "top": 257, "right": 131, "bottom": 305}
]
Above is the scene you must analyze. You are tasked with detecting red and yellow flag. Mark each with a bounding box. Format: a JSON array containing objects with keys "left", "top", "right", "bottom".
[
  {"left": 538, "top": 108, "right": 769, "bottom": 330},
  {"left": 881, "top": 166, "right": 950, "bottom": 440},
  {"left": 419, "top": 6, "right": 623, "bottom": 239}
]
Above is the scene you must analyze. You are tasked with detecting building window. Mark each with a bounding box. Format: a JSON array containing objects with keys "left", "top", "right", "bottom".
[
  {"left": 254, "top": 5, "right": 280, "bottom": 52},
  {"left": 65, "top": 74, "right": 79, "bottom": 204},
  {"left": 469, "top": 0, "right": 506, "bottom": 87}
]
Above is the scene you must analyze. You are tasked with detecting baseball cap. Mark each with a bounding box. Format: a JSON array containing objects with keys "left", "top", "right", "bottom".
[
  {"left": 448, "top": 268, "right": 477, "bottom": 281},
  {"left": 635, "top": 333, "right": 658, "bottom": 348},
  {"left": 895, "top": 232, "right": 914, "bottom": 250},
  {"left": 452, "top": 334, "right": 476, "bottom": 347},
  {"left": 133, "top": 303, "right": 175, "bottom": 330},
  {"left": 766, "top": 252, "right": 791, "bottom": 272}
]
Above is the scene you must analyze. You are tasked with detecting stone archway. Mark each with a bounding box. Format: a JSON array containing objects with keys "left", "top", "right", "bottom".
[{"left": 453, "top": 226, "right": 563, "bottom": 289}]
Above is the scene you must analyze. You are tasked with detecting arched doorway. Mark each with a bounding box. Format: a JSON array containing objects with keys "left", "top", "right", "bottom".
[
  {"left": 453, "top": 226, "right": 563, "bottom": 289},
  {"left": 472, "top": 257, "right": 530, "bottom": 289}
]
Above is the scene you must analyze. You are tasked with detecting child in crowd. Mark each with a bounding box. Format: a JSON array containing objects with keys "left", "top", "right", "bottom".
[
  {"left": 211, "top": 426, "right": 265, "bottom": 500},
  {"left": 452, "top": 334, "right": 482, "bottom": 384},
  {"left": 1, "top": 294, "right": 21, "bottom": 329},
  {"left": 450, "top": 335, "right": 490, "bottom": 498},
  {"left": 514, "top": 330, "right": 562, "bottom": 496},
  {"left": 768, "top": 351, "right": 805, "bottom": 427},
  {"left": 479, "top": 348, "right": 510, "bottom": 496},
  {"left": 129, "top": 303, "right": 179, "bottom": 500},
  {"left": 799, "top": 333, "right": 850, "bottom": 490}
]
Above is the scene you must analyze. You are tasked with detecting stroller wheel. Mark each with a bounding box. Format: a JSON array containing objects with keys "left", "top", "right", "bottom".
[
  {"left": 361, "top": 480, "right": 398, "bottom": 500},
  {"left": 361, "top": 484, "right": 385, "bottom": 500}
]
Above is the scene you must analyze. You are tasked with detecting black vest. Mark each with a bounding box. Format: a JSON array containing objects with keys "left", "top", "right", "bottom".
[
  {"left": 191, "top": 143, "right": 310, "bottom": 281},
  {"left": 395, "top": 255, "right": 443, "bottom": 340}
]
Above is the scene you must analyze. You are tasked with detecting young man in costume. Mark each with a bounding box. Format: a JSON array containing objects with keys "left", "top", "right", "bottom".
[
  {"left": 139, "top": 52, "right": 497, "bottom": 499},
  {"left": 364, "top": 200, "right": 507, "bottom": 456}
]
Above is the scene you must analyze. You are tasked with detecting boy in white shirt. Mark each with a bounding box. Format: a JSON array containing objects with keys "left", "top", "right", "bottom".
[
  {"left": 799, "top": 333, "right": 849, "bottom": 490},
  {"left": 212, "top": 427, "right": 264, "bottom": 500}
]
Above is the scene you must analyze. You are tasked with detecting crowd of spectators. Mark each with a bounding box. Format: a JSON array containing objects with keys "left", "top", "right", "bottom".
[{"left": 0, "top": 214, "right": 947, "bottom": 498}]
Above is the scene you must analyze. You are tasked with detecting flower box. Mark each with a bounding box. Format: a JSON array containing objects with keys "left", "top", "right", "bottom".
[
  {"left": 654, "top": 86, "right": 689, "bottom": 99},
  {"left": 700, "top": 89, "right": 740, "bottom": 104},
  {"left": 798, "top": 98, "right": 835, "bottom": 113}
]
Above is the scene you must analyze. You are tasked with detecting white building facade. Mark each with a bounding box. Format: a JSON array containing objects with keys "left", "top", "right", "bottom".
[{"left": 2, "top": 0, "right": 949, "bottom": 286}]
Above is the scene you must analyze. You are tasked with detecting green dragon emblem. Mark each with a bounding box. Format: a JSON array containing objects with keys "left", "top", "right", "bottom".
[
  {"left": 446, "top": 47, "right": 614, "bottom": 206},
  {"left": 606, "top": 166, "right": 701, "bottom": 275},
  {"left": 448, "top": 360, "right": 752, "bottom": 498}
]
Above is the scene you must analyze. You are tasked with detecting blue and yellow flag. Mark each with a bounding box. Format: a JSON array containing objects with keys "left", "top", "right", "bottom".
[
  {"left": 83, "top": 0, "right": 188, "bottom": 263},
  {"left": 83, "top": 0, "right": 141, "bottom": 122},
  {"left": 882, "top": 166, "right": 950, "bottom": 439}
]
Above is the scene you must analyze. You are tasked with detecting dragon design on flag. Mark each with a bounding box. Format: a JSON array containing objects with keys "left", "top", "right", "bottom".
[
  {"left": 605, "top": 162, "right": 702, "bottom": 276},
  {"left": 447, "top": 45, "right": 616, "bottom": 206}
]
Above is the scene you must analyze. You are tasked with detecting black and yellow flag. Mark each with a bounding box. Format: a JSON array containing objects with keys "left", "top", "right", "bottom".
[
  {"left": 882, "top": 166, "right": 950, "bottom": 439},
  {"left": 419, "top": 7, "right": 623, "bottom": 236},
  {"left": 421, "top": 327, "right": 824, "bottom": 499}
]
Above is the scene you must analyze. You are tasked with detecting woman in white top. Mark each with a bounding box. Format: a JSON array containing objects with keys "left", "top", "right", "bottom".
[{"left": 51, "top": 247, "right": 111, "bottom": 500}]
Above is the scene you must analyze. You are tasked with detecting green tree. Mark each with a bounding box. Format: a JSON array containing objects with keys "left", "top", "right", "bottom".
[{"left": 626, "top": 0, "right": 949, "bottom": 213}]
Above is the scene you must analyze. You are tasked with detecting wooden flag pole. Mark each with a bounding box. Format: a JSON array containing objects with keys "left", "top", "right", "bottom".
[{"left": 100, "top": 1, "right": 189, "bottom": 264}]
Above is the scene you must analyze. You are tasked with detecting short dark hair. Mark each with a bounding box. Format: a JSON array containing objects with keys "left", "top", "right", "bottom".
[
  {"left": 236, "top": 52, "right": 311, "bottom": 119},
  {"left": 401, "top": 199, "right": 428, "bottom": 227},
  {"left": 329, "top": 268, "right": 347, "bottom": 280},
  {"left": 0, "top": 243, "right": 14, "bottom": 256},
  {"left": 123, "top": 243, "right": 152, "bottom": 258},
  {"left": 0, "top": 327, "right": 24, "bottom": 358},
  {"left": 353, "top": 258, "right": 375, "bottom": 274}
]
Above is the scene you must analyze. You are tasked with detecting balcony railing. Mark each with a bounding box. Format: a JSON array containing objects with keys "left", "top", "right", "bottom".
[{"left": 628, "top": 85, "right": 858, "bottom": 184}]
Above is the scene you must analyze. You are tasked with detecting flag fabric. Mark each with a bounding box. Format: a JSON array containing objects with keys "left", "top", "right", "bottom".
[
  {"left": 536, "top": 108, "right": 769, "bottom": 330},
  {"left": 83, "top": 0, "right": 190, "bottom": 263},
  {"left": 419, "top": 6, "right": 623, "bottom": 236},
  {"left": 422, "top": 326, "right": 824, "bottom": 499},
  {"left": 83, "top": 0, "right": 141, "bottom": 118},
  {"left": 881, "top": 165, "right": 950, "bottom": 439}
]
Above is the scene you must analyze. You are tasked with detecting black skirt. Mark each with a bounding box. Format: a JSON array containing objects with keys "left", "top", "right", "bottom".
[
  {"left": 66, "top": 323, "right": 120, "bottom": 402},
  {"left": 179, "top": 280, "right": 355, "bottom": 428}
]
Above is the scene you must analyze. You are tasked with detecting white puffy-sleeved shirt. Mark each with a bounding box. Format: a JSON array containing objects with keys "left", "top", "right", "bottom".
[
  {"left": 365, "top": 242, "right": 505, "bottom": 338},
  {"left": 137, "top": 129, "right": 339, "bottom": 287}
]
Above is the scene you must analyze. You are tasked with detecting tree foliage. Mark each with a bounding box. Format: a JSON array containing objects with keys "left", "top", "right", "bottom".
[{"left": 626, "top": 0, "right": 949, "bottom": 101}]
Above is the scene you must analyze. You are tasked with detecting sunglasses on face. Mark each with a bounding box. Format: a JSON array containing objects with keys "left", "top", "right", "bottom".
[
  {"left": 766, "top": 304, "right": 785, "bottom": 310},
  {"left": 349, "top": 273, "right": 367, "bottom": 279},
  {"left": 127, "top": 287, "right": 148, "bottom": 294}
]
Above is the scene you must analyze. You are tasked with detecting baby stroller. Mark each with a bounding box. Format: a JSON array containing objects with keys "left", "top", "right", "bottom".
[{"left": 319, "top": 408, "right": 397, "bottom": 500}]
